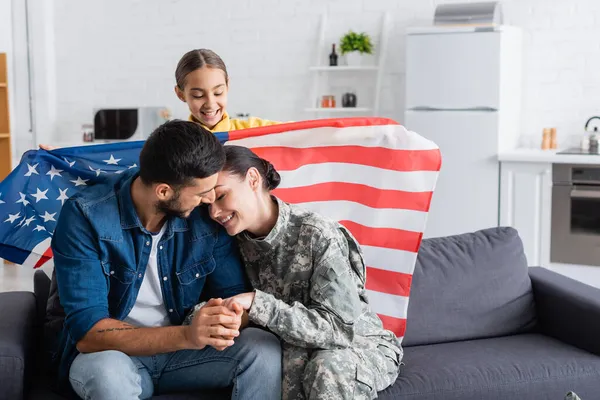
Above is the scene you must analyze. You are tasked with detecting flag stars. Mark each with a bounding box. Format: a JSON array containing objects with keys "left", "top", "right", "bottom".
[
  {"left": 16, "top": 192, "right": 30, "bottom": 206},
  {"left": 103, "top": 155, "right": 121, "bottom": 165},
  {"left": 31, "top": 188, "right": 49, "bottom": 203},
  {"left": 63, "top": 157, "right": 76, "bottom": 168},
  {"left": 25, "top": 163, "right": 39, "bottom": 177},
  {"left": 128, "top": 163, "right": 137, "bottom": 169},
  {"left": 23, "top": 216, "right": 36, "bottom": 227},
  {"left": 33, "top": 225, "right": 46, "bottom": 232},
  {"left": 4, "top": 212, "right": 20, "bottom": 223},
  {"left": 46, "top": 165, "right": 63, "bottom": 180},
  {"left": 89, "top": 165, "right": 106, "bottom": 177},
  {"left": 56, "top": 188, "right": 69, "bottom": 205},
  {"left": 0, "top": 192, "right": 4, "bottom": 205},
  {"left": 41, "top": 211, "right": 57, "bottom": 222},
  {"left": 70, "top": 176, "right": 89, "bottom": 186}
]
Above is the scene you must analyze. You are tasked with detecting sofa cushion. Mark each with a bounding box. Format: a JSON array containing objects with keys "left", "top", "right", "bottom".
[
  {"left": 0, "top": 291, "right": 37, "bottom": 400},
  {"left": 403, "top": 227, "right": 536, "bottom": 346},
  {"left": 379, "top": 333, "right": 600, "bottom": 400}
]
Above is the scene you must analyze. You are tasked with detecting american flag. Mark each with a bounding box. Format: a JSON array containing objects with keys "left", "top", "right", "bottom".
[{"left": 0, "top": 117, "right": 440, "bottom": 339}]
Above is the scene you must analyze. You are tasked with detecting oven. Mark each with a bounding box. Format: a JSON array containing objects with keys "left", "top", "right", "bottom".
[{"left": 551, "top": 163, "right": 600, "bottom": 266}]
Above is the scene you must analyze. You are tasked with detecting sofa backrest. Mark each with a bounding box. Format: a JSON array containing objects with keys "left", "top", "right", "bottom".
[{"left": 402, "top": 227, "right": 537, "bottom": 347}]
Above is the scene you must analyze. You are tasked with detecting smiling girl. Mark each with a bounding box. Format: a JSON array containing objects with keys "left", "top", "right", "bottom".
[{"left": 174, "top": 49, "right": 280, "bottom": 132}]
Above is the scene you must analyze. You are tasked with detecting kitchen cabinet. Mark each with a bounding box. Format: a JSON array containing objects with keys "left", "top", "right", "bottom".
[{"left": 499, "top": 161, "right": 552, "bottom": 267}]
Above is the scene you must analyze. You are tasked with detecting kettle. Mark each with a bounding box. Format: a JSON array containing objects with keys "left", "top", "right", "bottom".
[{"left": 584, "top": 116, "right": 600, "bottom": 153}]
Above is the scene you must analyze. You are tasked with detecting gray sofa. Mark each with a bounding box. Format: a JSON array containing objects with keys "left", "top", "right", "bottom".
[{"left": 2, "top": 226, "right": 600, "bottom": 399}]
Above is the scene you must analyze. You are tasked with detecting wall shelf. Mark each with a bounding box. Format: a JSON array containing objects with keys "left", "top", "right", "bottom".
[
  {"left": 0, "top": 53, "right": 12, "bottom": 180},
  {"left": 305, "top": 12, "right": 390, "bottom": 117}
]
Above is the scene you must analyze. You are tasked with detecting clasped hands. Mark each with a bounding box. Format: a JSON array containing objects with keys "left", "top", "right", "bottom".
[{"left": 185, "top": 292, "right": 256, "bottom": 351}]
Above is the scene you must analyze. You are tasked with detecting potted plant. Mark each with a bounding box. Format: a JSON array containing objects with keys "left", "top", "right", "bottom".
[{"left": 339, "top": 30, "right": 374, "bottom": 66}]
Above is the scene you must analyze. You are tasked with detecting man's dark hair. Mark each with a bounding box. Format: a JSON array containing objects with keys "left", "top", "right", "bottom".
[{"left": 139, "top": 119, "right": 225, "bottom": 187}]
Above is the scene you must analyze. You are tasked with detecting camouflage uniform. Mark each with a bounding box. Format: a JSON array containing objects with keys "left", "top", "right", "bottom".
[{"left": 237, "top": 198, "right": 402, "bottom": 400}]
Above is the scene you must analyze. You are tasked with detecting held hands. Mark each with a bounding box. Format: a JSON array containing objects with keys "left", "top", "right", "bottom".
[{"left": 185, "top": 298, "right": 242, "bottom": 351}]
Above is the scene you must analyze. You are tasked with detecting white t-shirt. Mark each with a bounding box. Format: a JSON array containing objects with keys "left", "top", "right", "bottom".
[{"left": 124, "top": 224, "right": 170, "bottom": 327}]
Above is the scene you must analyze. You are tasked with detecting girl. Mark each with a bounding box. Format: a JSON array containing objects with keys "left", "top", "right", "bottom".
[
  {"left": 204, "top": 145, "right": 402, "bottom": 400},
  {"left": 174, "top": 48, "right": 280, "bottom": 132},
  {"left": 39, "top": 49, "right": 279, "bottom": 149}
]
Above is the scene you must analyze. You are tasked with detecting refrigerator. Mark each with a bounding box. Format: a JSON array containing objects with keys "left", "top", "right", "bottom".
[{"left": 404, "top": 25, "right": 522, "bottom": 239}]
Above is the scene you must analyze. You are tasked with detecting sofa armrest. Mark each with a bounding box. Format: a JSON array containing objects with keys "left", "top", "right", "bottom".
[
  {"left": 530, "top": 266, "right": 600, "bottom": 356},
  {"left": 0, "top": 291, "right": 37, "bottom": 400}
]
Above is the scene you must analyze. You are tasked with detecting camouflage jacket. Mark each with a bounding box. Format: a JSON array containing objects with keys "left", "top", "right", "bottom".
[{"left": 240, "top": 198, "right": 402, "bottom": 399}]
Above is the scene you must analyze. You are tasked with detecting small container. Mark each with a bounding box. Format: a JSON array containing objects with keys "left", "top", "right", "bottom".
[
  {"left": 82, "top": 124, "right": 94, "bottom": 142},
  {"left": 541, "top": 128, "right": 551, "bottom": 150},
  {"left": 550, "top": 128, "right": 557, "bottom": 149},
  {"left": 590, "top": 134, "right": 599, "bottom": 154},
  {"left": 321, "top": 95, "right": 336, "bottom": 108},
  {"left": 342, "top": 92, "right": 357, "bottom": 107}
]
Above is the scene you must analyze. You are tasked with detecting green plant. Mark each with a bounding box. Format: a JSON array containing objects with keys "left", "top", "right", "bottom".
[{"left": 339, "top": 31, "right": 374, "bottom": 55}]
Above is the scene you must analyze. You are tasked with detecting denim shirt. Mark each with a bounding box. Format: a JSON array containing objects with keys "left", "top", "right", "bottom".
[{"left": 51, "top": 169, "right": 249, "bottom": 388}]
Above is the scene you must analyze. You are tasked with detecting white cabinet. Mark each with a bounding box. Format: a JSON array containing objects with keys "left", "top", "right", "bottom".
[{"left": 499, "top": 161, "right": 552, "bottom": 267}]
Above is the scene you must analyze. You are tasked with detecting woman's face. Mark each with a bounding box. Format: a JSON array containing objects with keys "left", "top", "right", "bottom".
[
  {"left": 176, "top": 66, "right": 228, "bottom": 129},
  {"left": 210, "top": 170, "right": 260, "bottom": 236}
]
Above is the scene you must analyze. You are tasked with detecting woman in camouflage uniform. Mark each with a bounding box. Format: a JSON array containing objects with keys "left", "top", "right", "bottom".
[{"left": 208, "top": 145, "right": 402, "bottom": 400}]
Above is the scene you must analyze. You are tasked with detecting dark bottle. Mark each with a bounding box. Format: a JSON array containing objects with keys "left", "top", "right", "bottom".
[{"left": 329, "top": 44, "right": 338, "bottom": 66}]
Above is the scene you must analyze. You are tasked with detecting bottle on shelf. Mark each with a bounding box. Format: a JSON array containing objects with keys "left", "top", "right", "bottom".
[{"left": 329, "top": 43, "right": 338, "bottom": 66}]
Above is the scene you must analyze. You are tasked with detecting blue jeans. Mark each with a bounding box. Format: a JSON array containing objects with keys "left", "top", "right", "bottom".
[{"left": 68, "top": 327, "right": 281, "bottom": 400}]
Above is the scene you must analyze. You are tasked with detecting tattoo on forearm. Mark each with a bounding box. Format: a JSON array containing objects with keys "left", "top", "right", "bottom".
[{"left": 96, "top": 327, "right": 140, "bottom": 333}]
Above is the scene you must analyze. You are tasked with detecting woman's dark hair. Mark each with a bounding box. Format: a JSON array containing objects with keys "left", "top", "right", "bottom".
[
  {"left": 139, "top": 119, "right": 225, "bottom": 187},
  {"left": 175, "top": 49, "right": 229, "bottom": 89},
  {"left": 222, "top": 145, "right": 281, "bottom": 191}
]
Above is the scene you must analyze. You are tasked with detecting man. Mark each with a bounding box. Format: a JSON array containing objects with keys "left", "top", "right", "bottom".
[{"left": 51, "top": 120, "right": 281, "bottom": 399}]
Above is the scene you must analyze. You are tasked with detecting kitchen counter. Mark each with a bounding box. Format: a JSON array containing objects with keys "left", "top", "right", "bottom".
[{"left": 498, "top": 148, "right": 600, "bottom": 164}]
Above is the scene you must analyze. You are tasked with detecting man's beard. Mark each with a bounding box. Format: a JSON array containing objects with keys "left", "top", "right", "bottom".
[{"left": 156, "top": 192, "right": 189, "bottom": 219}]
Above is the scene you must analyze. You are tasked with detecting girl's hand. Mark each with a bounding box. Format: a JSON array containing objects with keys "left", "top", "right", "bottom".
[{"left": 223, "top": 292, "right": 256, "bottom": 311}]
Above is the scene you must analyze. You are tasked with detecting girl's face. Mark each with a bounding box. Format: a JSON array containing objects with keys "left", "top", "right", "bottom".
[
  {"left": 175, "top": 66, "right": 229, "bottom": 130},
  {"left": 209, "top": 170, "right": 261, "bottom": 236}
]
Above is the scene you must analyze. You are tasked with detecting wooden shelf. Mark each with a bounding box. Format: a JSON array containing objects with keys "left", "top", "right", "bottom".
[
  {"left": 0, "top": 53, "right": 11, "bottom": 181},
  {"left": 305, "top": 107, "right": 372, "bottom": 113},
  {"left": 309, "top": 66, "right": 379, "bottom": 72}
]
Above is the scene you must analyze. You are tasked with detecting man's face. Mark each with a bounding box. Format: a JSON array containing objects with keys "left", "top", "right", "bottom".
[{"left": 155, "top": 174, "right": 218, "bottom": 218}]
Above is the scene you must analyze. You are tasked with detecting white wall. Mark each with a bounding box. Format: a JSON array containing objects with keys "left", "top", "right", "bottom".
[{"left": 15, "top": 0, "right": 600, "bottom": 147}]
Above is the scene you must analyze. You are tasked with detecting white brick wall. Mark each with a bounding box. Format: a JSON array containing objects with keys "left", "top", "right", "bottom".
[{"left": 44, "top": 0, "right": 600, "bottom": 147}]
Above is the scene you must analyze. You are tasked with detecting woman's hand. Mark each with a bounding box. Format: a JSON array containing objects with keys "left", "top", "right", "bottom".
[
  {"left": 223, "top": 292, "right": 256, "bottom": 311},
  {"left": 39, "top": 144, "right": 58, "bottom": 151}
]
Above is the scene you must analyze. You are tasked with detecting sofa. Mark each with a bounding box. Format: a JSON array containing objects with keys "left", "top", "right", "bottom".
[{"left": 2, "top": 226, "right": 600, "bottom": 399}]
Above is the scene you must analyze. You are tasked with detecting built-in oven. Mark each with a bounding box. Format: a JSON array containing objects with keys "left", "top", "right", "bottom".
[{"left": 551, "top": 163, "right": 600, "bottom": 266}]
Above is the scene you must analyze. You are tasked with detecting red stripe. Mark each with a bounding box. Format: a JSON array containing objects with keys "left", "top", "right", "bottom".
[
  {"left": 366, "top": 267, "right": 412, "bottom": 297},
  {"left": 227, "top": 117, "right": 400, "bottom": 140},
  {"left": 274, "top": 182, "right": 433, "bottom": 212},
  {"left": 34, "top": 247, "right": 53, "bottom": 269},
  {"left": 377, "top": 314, "right": 407, "bottom": 337},
  {"left": 340, "top": 220, "right": 422, "bottom": 252},
  {"left": 251, "top": 146, "right": 441, "bottom": 172}
]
